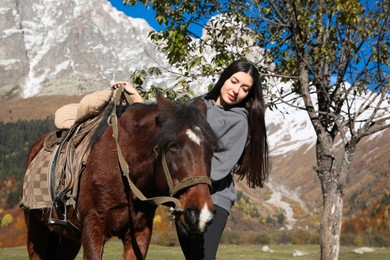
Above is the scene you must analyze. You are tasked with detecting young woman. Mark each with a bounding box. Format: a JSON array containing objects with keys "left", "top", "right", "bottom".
[{"left": 114, "top": 60, "right": 270, "bottom": 259}]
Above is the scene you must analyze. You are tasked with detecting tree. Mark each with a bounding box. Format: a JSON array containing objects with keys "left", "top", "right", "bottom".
[
  {"left": 277, "top": 213, "right": 285, "bottom": 225},
  {"left": 124, "top": 0, "right": 389, "bottom": 259}
]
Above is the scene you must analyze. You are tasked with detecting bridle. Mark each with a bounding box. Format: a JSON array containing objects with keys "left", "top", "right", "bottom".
[
  {"left": 152, "top": 145, "right": 212, "bottom": 197},
  {"left": 109, "top": 86, "right": 212, "bottom": 217}
]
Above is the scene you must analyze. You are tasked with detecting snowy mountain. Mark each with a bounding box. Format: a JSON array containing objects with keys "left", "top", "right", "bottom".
[
  {"left": 1, "top": 0, "right": 389, "bottom": 231},
  {"left": 0, "top": 0, "right": 169, "bottom": 99},
  {"left": 0, "top": 0, "right": 318, "bottom": 153}
]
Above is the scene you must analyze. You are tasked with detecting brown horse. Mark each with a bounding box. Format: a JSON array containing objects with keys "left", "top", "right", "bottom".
[{"left": 22, "top": 93, "right": 217, "bottom": 259}]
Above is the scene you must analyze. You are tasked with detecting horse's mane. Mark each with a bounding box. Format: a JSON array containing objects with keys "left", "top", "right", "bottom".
[
  {"left": 89, "top": 98, "right": 216, "bottom": 152},
  {"left": 155, "top": 102, "right": 216, "bottom": 150}
]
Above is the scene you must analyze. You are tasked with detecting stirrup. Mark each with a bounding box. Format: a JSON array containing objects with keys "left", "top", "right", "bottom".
[{"left": 48, "top": 191, "right": 68, "bottom": 226}]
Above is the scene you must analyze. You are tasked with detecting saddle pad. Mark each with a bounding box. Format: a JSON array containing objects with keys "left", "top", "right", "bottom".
[
  {"left": 19, "top": 114, "right": 105, "bottom": 210},
  {"left": 20, "top": 147, "right": 55, "bottom": 209}
]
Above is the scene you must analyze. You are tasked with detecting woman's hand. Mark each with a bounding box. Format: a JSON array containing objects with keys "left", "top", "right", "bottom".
[{"left": 112, "top": 81, "right": 144, "bottom": 103}]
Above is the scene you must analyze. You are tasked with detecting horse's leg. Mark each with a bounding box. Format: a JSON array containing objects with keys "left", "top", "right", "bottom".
[
  {"left": 51, "top": 207, "right": 82, "bottom": 259},
  {"left": 121, "top": 227, "right": 153, "bottom": 260},
  {"left": 24, "top": 209, "right": 49, "bottom": 259},
  {"left": 81, "top": 212, "right": 106, "bottom": 259},
  {"left": 24, "top": 209, "right": 81, "bottom": 260},
  {"left": 121, "top": 209, "right": 155, "bottom": 260},
  {"left": 47, "top": 233, "right": 81, "bottom": 260},
  {"left": 24, "top": 209, "right": 52, "bottom": 259}
]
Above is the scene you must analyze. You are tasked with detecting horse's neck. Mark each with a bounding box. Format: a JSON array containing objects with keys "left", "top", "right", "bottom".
[
  {"left": 113, "top": 107, "right": 160, "bottom": 187},
  {"left": 119, "top": 106, "right": 159, "bottom": 155}
]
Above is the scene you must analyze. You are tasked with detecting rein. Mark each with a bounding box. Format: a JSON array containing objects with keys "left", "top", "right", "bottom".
[{"left": 109, "top": 86, "right": 212, "bottom": 216}]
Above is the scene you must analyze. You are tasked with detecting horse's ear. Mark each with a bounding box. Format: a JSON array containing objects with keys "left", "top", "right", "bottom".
[
  {"left": 156, "top": 91, "right": 175, "bottom": 125},
  {"left": 189, "top": 97, "right": 207, "bottom": 116}
]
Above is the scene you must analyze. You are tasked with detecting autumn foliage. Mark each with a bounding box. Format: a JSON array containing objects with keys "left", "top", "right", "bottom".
[{"left": 342, "top": 192, "right": 390, "bottom": 241}]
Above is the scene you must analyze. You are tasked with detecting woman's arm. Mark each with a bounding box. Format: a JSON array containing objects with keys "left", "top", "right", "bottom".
[{"left": 112, "top": 81, "right": 144, "bottom": 103}]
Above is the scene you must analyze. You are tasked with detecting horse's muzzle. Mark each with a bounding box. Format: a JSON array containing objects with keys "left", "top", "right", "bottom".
[{"left": 175, "top": 205, "right": 214, "bottom": 236}]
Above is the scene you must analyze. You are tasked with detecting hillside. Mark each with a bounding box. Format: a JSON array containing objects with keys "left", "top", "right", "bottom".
[{"left": 0, "top": 95, "right": 83, "bottom": 123}]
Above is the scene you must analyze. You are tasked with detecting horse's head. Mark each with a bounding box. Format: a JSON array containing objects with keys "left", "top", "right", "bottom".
[{"left": 153, "top": 93, "right": 217, "bottom": 236}]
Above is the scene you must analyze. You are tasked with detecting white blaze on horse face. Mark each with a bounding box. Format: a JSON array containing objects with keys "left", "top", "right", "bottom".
[
  {"left": 198, "top": 203, "right": 213, "bottom": 232},
  {"left": 186, "top": 128, "right": 201, "bottom": 145}
]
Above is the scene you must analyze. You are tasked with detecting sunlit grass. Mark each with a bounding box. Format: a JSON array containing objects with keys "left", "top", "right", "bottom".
[{"left": 1, "top": 242, "right": 390, "bottom": 259}]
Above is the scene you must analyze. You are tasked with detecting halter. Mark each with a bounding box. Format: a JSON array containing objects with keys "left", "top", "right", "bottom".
[
  {"left": 152, "top": 146, "right": 212, "bottom": 197},
  {"left": 110, "top": 85, "right": 212, "bottom": 217}
]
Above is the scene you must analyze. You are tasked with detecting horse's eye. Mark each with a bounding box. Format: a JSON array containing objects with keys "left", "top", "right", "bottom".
[{"left": 167, "top": 141, "right": 179, "bottom": 152}]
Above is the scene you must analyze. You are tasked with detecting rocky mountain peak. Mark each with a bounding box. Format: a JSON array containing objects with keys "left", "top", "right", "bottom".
[{"left": 0, "top": 0, "right": 166, "bottom": 99}]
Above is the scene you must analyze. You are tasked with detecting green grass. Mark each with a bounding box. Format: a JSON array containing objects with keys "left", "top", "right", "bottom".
[{"left": 1, "top": 242, "right": 390, "bottom": 259}]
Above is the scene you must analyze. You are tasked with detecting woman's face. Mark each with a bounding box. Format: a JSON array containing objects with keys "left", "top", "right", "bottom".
[{"left": 216, "top": 72, "right": 253, "bottom": 106}]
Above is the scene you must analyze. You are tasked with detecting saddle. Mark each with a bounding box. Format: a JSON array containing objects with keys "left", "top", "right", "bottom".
[
  {"left": 19, "top": 112, "right": 107, "bottom": 229},
  {"left": 47, "top": 113, "right": 106, "bottom": 227},
  {"left": 20, "top": 87, "right": 133, "bottom": 231}
]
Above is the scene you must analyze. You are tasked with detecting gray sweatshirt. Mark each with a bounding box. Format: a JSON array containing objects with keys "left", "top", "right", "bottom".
[{"left": 203, "top": 98, "right": 248, "bottom": 213}]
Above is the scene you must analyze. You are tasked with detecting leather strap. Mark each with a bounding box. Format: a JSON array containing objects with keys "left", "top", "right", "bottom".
[
  {"left": 161, "top": 151, "right": 212, "bottom": 197},
  {"left": 109, "top": 85, "right": 184, "bottom": 212},
  {"left": 171, "top": 176, "right": 212, "bottom": 197}
]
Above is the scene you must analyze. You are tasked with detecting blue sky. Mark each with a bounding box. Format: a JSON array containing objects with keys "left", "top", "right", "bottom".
[
  {"left": 108, "top": 0, "right": 165, "bottom": 31},
  {"left": 108, "top": 0, "right": 205, "bottom": 37}
]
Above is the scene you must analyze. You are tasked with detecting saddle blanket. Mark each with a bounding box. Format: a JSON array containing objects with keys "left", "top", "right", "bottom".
[
  {"left": 20, "top": 146, "right": 56, "bottom": 209},
  {"left": 20, "top": 114, "right": 105, "bottom": 210}
]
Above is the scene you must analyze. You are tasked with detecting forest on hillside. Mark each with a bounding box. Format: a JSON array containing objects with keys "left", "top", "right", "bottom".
[{"left": 0, "top": 119, "right": 55, "bottom": 209}]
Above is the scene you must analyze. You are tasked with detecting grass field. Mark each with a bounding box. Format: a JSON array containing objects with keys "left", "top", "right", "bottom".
[{"left": 1, "top": 242, "right": 390, "bottom": 259}]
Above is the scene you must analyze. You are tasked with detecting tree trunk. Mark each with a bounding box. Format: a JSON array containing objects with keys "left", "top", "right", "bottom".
[
  {"left": 320, "top": 182, "right": 343, "bottom": 260},
  {"left": 316, "top": 131, "right": 344, "bottom": 260}
]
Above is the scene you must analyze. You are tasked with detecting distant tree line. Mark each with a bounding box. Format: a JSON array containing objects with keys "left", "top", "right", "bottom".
[{"left": 0, "top": 119, "right": 55, "bottom": 208}]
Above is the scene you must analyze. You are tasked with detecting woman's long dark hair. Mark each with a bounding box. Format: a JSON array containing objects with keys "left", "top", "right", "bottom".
[{"left": 204, "top": 61, "right": 270, "bottom": 188}]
